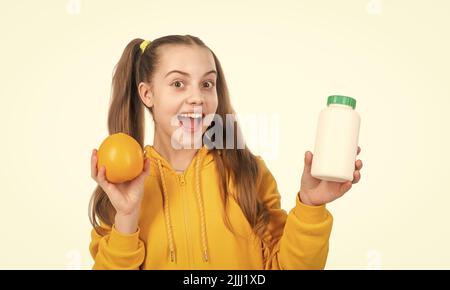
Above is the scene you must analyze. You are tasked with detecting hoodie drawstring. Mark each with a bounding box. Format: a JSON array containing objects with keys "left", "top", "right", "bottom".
[
  {"left": 155, "top": 149, "right": 210, "bottom": 264},
  {"left": 195, "top": 154, "right": 209, "bottom": 262},
  {"left": 157, "top": 159, "right": 176, "bottom": 263}
]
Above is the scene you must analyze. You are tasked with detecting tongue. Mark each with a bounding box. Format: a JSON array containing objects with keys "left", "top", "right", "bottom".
[{"left": 180, "top": 117, "right": 199, "bottom": 131}]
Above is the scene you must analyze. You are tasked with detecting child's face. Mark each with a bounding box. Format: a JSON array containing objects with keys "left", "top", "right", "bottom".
[{"left": 141, "top": 45, "right": 219, "bottom": 148}]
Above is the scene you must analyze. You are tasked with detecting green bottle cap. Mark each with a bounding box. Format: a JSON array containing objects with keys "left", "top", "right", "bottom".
[{"left": 327, "top": 95, "right": 356, "bottom": 109}]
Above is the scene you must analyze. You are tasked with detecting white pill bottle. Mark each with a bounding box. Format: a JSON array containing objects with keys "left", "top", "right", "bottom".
[{"left": 311, "top": 95, "right": 361, "bottom": 182}]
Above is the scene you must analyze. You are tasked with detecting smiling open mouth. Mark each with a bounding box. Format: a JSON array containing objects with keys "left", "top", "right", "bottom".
[{"left": 177, "top": 112, "right": 204, "bottom": 133}]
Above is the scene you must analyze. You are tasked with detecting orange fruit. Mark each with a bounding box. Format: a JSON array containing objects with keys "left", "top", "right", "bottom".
[{"left": 97, "top": 133, "right": 144, "bottom": 183}]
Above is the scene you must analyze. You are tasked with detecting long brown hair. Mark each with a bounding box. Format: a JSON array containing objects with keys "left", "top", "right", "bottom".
[{"left": 89, "top": 35, "right": 269, "bottom": 239}]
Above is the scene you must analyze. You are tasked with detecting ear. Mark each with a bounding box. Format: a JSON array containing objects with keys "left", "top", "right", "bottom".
[{"left": 138, "top": 82, "right": 154, "bottom": 108}]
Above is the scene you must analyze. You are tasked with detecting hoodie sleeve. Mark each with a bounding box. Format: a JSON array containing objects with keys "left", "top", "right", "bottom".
[
  {"left": 256, "top": 157, "right": 333, "bottom": 270},
  {"left": 89, "top": 223, "right": 146, "bottom": 270}
]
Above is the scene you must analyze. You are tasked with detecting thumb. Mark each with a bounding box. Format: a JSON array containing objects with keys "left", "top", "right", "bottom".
[
  {"left": 303, "top": 151, "right": 313, "bottom": 173},
  {"left": 141, "top": 158, "right": 151, "bottom": 177},
  {"left": 135, "top": 158, "right": 151, "bottom": 183},
  {"left": 338, "top": 181, "right": 353, "bottom": 196}
]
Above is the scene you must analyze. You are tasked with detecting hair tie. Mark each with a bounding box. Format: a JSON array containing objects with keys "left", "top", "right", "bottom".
[{"left": 140, "top": 40, "right": 151, "bottom": 54}]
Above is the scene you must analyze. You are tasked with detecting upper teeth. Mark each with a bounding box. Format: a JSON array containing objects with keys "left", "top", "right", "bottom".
[{"left": 179, "top": 113, "right": 202, "bottom": 118}]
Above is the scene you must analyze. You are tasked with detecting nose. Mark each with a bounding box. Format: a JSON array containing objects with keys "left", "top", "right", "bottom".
[{"left": 186, "top": 89, "right": 204, "bottom": 105}]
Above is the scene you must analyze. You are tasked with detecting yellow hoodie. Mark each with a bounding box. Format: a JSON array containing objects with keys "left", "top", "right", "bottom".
[{"left": 90, "top": 145, "right": 333, "bottom": 270}]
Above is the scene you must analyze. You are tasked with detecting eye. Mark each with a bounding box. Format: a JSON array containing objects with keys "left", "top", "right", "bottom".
[
  {"left": 203, "top": 80, "right": 215, "bottom": 89},
  {"left": 171, "top": 80, "right": 184, "bottom": 89}
]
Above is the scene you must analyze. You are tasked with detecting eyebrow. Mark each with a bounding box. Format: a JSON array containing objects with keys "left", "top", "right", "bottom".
[{"left": 164, "top": 70, "right": 217, "bottom": 78}]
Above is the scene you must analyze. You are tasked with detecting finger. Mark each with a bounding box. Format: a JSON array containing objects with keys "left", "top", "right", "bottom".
[
  {"left": 97, "top": 165, "right": 111, "bottom": 190},
  {"left": 143, "top": 158, "right": 151, "bottom": 175},
  {"left": 357, "top": 146, "right": 361, "bottom": 155},
  {"left": 303, "top": 151, "right": 313, "bottom": 173},
  {"left": 339, "top": 181, "right": 352, "bottom": 195},
  {"left": 352, "top": 170, "right": 361, "bottom": 184},
  {"left": 95, "top": 165, "right": 127, "bottom": 206},
  {"left": 355, "top": 159, "right": 363, "bottom": 170},
  {"left": 98, "top": 166, "right": 123, "bottom": 202},
  {"left": 91, "top": 149, "right": 98, "bottom": 181},
  {"left": 136, "top": 158, "right": 151, "bottom": 182}
]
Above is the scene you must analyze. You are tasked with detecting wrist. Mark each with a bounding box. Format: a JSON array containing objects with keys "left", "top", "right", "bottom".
[
  {"left": 114, "top": 210, "right": 140, "bottom": 235},
  {"left": 298, "top": 190, "right": 323, "bottom": 207}
]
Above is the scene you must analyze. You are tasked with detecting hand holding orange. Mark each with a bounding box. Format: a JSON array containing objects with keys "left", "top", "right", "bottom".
[{"left": 97, "top": 133, "right": 144, "bottom": 183}]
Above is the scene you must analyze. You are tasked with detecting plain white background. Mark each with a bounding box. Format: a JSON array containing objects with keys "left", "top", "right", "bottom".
[{"left": 1, "top": 0, "right": 449, "bottom": 269}]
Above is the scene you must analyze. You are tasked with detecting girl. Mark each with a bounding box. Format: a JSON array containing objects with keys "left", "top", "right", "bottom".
[{"left": 89, "top": 35, "right": 363, "bottom": 270}]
